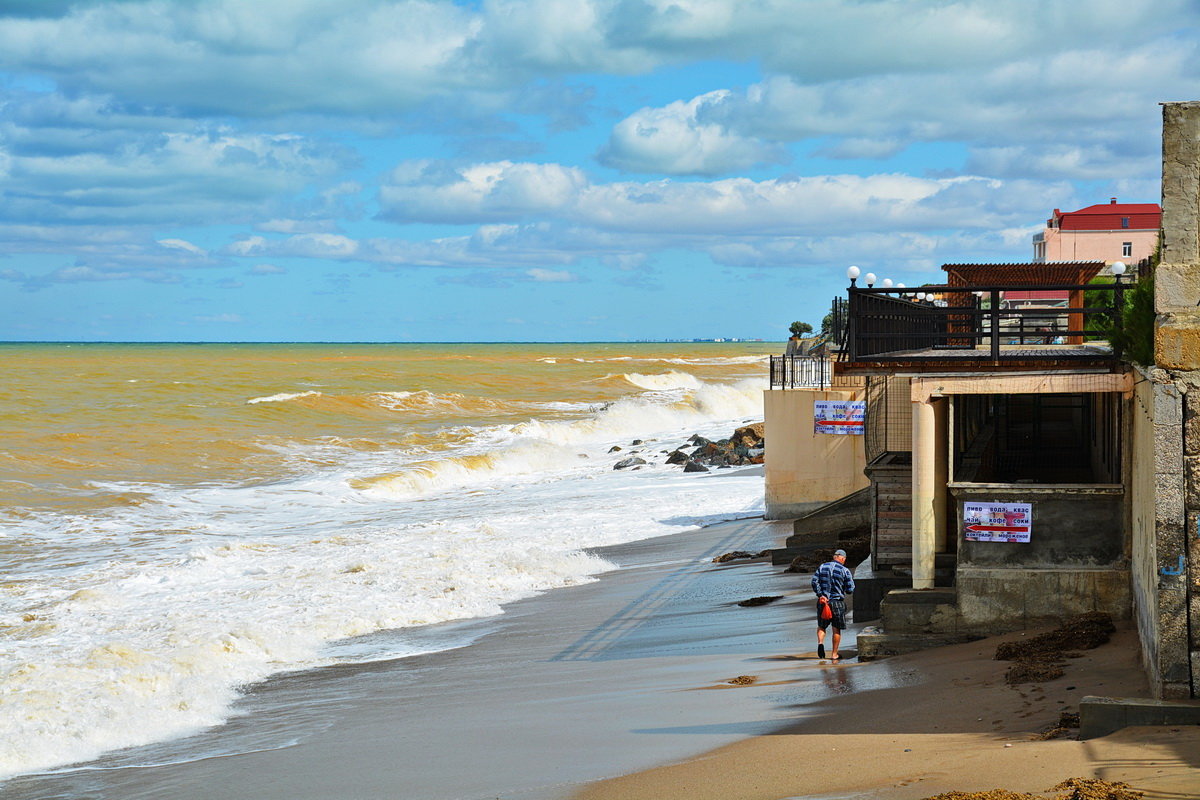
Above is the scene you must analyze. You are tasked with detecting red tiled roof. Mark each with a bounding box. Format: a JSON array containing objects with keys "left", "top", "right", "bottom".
[
  {"left": 1055, "top": 202, "right": 1160, "bottom": 231},
  {"left": 1067, "top": 202, "right": 1160, "bottom": 216}
]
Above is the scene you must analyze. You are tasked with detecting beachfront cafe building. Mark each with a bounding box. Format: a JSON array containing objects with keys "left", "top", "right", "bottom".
[{"left": 825, "top": 260, "right": 1149, "bottom": 658}]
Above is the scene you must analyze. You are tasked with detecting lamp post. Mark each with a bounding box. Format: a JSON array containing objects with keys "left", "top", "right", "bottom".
[
  {"left": 847, "top": 265, "right": 860, "bottom": 287},
  {"left": 865, "top": 272, "right": 877, "bottom": 288},
  {"left": 881, "top": 278, "right": 894, "bottom": 288}
]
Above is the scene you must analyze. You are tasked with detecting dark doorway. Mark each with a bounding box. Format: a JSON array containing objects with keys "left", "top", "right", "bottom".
[{"left": 953, "top": 393, "right": 1119, "bottom": 484}]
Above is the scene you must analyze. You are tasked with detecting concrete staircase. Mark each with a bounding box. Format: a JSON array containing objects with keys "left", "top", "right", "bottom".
[
  {"left": 769, "top": 486, "right": 871, "bottom": 565},
  {"left": 856, "top": 587, "right": 980, "bottom": 660}
]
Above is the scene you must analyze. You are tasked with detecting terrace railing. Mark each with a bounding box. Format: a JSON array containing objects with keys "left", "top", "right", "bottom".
[
  {"left": 843, "top": 282, "right": 1127, "bottom": 364},
  {"left": 769, "top": 355, "right": 832, "bottom": 388}
]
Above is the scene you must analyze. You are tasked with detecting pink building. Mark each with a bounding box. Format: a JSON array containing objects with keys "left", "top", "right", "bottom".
[{"left": 1032, "top": 198, "right": 1161, "bottom": 264}]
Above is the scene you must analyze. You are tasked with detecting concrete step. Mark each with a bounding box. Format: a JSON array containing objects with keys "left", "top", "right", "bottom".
[{"left": 856, "top": 625, "right": 980, "bottom": 661}]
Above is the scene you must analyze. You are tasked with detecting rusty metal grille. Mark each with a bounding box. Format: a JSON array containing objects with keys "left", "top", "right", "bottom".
[{"left": 865, "top": 375, "right": 913, "bottom": 462}]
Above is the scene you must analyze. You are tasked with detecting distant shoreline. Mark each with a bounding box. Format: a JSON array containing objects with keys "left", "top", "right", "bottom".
[{"left": 0, "top": 339, "right": 772, "bottom": 345}]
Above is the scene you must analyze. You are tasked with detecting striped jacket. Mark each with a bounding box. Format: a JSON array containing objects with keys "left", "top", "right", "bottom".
[{"left": 811, "top": 560, "right": 855, "bottom": 600}]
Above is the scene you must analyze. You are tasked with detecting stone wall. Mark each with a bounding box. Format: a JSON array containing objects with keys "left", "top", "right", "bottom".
[{"left": 1150, "top": 102, "right": 1200, "bottom": 698}]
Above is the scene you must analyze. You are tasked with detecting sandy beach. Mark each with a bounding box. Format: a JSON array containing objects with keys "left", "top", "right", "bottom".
[
  {"left": 577, "top": 626, "right": 1200, "bottom": 800},
  {"left": 6, "top": 515, "right": 1197, "bottom": 800}
]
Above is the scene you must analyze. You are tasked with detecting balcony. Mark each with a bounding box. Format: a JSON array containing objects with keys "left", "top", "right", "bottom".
[{"left": 835, "top": 281, "right": 1127, "bottom": 375}]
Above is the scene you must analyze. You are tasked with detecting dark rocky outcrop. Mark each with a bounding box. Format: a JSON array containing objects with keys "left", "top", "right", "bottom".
[
  {"left": 613, "top": 456, "right": 647, "bottom": 470},
  {"left": 672, "top": 422, "right": 765, "bottom": 471},
  {"left": 665, "top": 450, "right": 690, "bottom": 464},
  {"left": 683, "top": 460, "right": 710, "bottom": 473}
]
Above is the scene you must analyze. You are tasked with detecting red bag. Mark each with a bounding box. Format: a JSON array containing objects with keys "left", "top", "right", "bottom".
[{"left": 818, "top": 596, "right": 832, "bottom": 621}]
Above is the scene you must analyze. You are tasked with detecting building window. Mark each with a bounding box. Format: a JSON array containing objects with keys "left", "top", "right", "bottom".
[
  {"left": 1122, "top": 242, "right": 1132, "bottom": 257},
  {"left": 1121, "top": 217, "right": 1130, "bottom": 228}
]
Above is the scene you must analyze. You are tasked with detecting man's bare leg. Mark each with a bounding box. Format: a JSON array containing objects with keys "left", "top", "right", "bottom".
[{"left": 830, "top": 629, "right": 841, "bottom": 660}]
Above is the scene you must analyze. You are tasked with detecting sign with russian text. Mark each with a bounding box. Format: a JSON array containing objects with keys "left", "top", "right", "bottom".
[
  {"left": 813, "top": 400, "right": 865, "bottom": 435},
  {"left": 963, "top": 501, "right": 1033, "bottom": 543}
]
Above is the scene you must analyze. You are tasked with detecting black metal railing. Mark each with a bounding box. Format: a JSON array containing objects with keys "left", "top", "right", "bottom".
[
  {"left": 843, "top": 282, "right": 1127, "bottom": 363},
  {"left": 769, "top": 355, "right": 832, "bottom": 388}
]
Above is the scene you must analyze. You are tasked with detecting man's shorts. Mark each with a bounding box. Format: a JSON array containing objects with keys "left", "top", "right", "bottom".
[{"left": 817, "top": 598, "right": 847, "bottom": 630}]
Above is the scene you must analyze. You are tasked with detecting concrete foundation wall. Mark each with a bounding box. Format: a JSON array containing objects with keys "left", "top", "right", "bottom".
[
  {"left": 764, "top": 388, "right": 869, "bottom": 519},
  {"left": 951, "top": 485, "right": 1125, "bottom": 568},
  {"left": 957, "top": 567, "right": 1131, "bottom": 631}
]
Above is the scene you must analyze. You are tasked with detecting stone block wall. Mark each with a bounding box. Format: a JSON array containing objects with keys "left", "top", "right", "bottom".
[{"left": 1149, "top": 102, "right": 1200, "bottom": 698}]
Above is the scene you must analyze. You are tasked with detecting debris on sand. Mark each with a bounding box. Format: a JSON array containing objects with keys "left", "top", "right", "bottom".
[
  {"left": 783, "top": 536, "right": 870, "bottom": 573},
  {"left": 920, "top": 777, "right": 1143, "bottom": 800},
  {"left": 727, "top": 675, "right": 757, "bottom": 685},
  {"left": 736, "top": 595, "right": 783, "bottom": 607},
  {"left": 993, "top": 613, "right": 1115, "bottom": 684},
  {"left": 994, "top": 613, "right": 1115, "bottom": 661},
  {"left": 712, "top": 550, "right": 770, "bottom": 563},
  {"left": 1005, "top": 661, "right": 1066, "bottom": 685},
  {"left": 1036, "top": 710, "right": 1081, "bottom": 740}
]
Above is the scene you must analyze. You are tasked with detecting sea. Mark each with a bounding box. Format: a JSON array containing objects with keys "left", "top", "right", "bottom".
[{"left": 0, "top": 341, "right": 776, "bottom": 780}]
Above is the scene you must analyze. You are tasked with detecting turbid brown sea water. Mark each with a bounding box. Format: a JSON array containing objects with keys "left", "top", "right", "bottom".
[{"left": 0, "top": 340, "right": 778, "bottom": 780}]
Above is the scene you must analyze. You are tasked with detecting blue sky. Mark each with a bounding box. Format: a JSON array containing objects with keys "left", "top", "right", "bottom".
[{"left": 0, "top": 0, "right": 1195, "bottom": 342}]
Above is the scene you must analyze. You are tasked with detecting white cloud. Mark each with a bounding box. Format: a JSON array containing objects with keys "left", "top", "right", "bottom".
[
  {"left": 157, "top": 238, "right": 207, "bottom": 255},
  {"left": 608, "top": 36, "right": 1196, "bottom": 178},
  {"left": 250, "top": 263, "right": 287, "bottom": 274},
  {"left": 236, "top": 161, "right": 1077, "bottom": 278},
  {"left": 525, "top": 267, "right": 580, "bottom": 282},
  {"left": 0, "top": 1, "right": 1189, "bottom": 119},
  {"left": 378, "top": 159, "right": 1068, "bottom": 236},
  {"left": 231, "top": 232, "right": 358, "bottom": 257},
  {"left": 256, "top": 219, "right": 339, "bottom": 234},
  {"left": 1, "top": 108, "right": 348, "bottom": 225},
  {"left": 598, "top": 91, "right": 787, "bottom": 175},
  {"left": 379, "top": 160, "right": 589, "bottom": 224}
]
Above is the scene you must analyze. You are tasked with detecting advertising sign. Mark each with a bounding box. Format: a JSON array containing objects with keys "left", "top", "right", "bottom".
[
  {"left": 962, "top": 501, "right": 1033, "bottom": 543},
  {"left": 813, "top": 400, "right": 865, "bottom": 435}
]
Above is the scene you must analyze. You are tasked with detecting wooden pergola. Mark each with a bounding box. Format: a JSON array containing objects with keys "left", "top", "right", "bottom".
[{"left": 942, "top": 261, "right": 1106, "bottom": 345}]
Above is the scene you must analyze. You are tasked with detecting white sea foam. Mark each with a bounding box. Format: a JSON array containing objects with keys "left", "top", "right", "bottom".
[
  {"left": 620, "top": 370, "right": 703, "bottom": 391},
  {"left": 245, "top": 390, "right": 322, "bottom": 405},
  {"left": 0, "top": 369, "right": 766, "bottom": 780}
]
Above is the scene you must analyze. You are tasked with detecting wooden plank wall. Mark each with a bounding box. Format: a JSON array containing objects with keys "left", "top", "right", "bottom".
[{"left": 870, "top": 460, "right": 913, "bottom": 570}]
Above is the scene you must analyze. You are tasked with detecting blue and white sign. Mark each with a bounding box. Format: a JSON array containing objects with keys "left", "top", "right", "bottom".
[{"left": 813, "top": 400, "right": 865, "bottom": 435}]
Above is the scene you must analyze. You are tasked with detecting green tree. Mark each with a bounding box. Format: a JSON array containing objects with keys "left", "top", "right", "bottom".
[{"left": 789, "top": 320, "right": 813, "bottom": 336}]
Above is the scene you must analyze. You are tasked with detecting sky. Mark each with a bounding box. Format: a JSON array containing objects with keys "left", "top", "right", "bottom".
[{"left": 0, "top": 0, "right": 1196, "bottom": 343}]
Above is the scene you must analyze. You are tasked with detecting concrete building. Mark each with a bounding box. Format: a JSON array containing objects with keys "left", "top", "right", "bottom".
[
  {"left": 823, "top": 261, "right": 1134, "bottom": 656},
  {"left": 765, "top": 107, "right": 1198, "bottom": 704},
  {"left": 1033, "top": 199, "right": 1160, "bottom": 264}
]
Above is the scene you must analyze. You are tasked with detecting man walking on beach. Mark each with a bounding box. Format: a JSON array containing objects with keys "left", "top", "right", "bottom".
[{"left": 812, "top": 549, "right": 855, "bottom": 660}]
